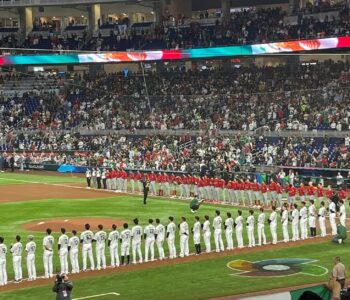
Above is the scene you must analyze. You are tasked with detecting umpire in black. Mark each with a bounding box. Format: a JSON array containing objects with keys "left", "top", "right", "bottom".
[
  {"left": 143, "top": 179, "right": 150, "bottom": 204},
  {"left": 52, "top": 274, "right": 73, "bottom": 300}
]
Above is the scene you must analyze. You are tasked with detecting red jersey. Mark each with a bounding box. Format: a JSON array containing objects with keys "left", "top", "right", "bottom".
[
  {"left": 121, "top": 170, "right": 127, "bottom": 179},
  {"left": 269, "top": 182, "right": 276, "bottom": 191},
  {"left": 136, "top": 173, "right": 142, "bottom": 180},
  {"left": 252, "top": 182, "right": 260, "bottom": 192},
  {"left": 289, "top": 186, "right": 296, "bottom": 197},
  {"left": 182, "top": 176, "right": 188, "bottom": 184},
  {"left": 157, "top": 174, "right": 163, "bottom": 183},
  {"left": 307, "top": 185, "right": 315, "bottom": 196},
  {"left": 163, "top": 174, "right": 169, "bottom": 182},
  {"left": 285, "top": 185, "right": 290, "bottom": 193},
  {"left": 150, "top": 173, "right": 156, "bottom": 182},
  {"left": 276, "top": 184, "right": 282, "bottom": 194},
  {"left": 111, "top": 170, "right": 117, "bottom": 179},
  {"left": 176, "top": 176, "right": 182, "bottom": 184},
  {"left": 317, "top": 187, "right": 324, "bottom": 197},
  {"left": 170, "top": 174, "right": 175, "bottom": 183},
  {"left": 232, "top": 181, "right": 239, "bottom": 190},
  {"left": 129, "top": 172, "right": 135, "bottom": 180},
  {"left": 144, "top": 173, "right": 150, "bottom": 181},
  {"left": 261, "top": 185, "right": 267, "bottom": 193},
  {"left": 339, "top": 189, "right": 346, "bottom": 200},
  {"left": 298, "top": 186, "right": 305, "bottom": 196},
  {"left": 220, "top": 179, "right": 226, "bottom": 189},
  {"left": 326, "top": 188, "right": 333, "bottom": 198},
  {"left": 245, "top": 182, "right": 251, "bottom": 190}
]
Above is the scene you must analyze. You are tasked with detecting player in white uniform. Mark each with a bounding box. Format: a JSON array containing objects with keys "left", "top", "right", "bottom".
[
  {"left": 58, "top": 228, "right": 69, "bottom": 275},
  {"left": 213, "top": 210, "right": 224, "bottom": 252},
  {"left": 308, "top": 200, "right": 317, "bottom": 237},
  {"left": 166, "top": 217, "right": 176, "bottom": 259},
  {"left": 94, "top": 224, "right": 107, "bottom": 270},
  {"left": 131, "top": 219, "right": 143, "bottom": 264},
  {"left": 202, "top": 215, "right": 211, "bottom": 253},
  {"left": 179, "top": 217, "right": 189, "bottom": 257},
  {"left": 246, "top": 210, "right": 255, "bottom": 247},
  {"left": 224, "top": 213, "right": 234, "bottom": 250},
  {"left": 328, "top": 199, "right": 337, "bottom": 235},
  {"left": 25, "top": 235, "right": 36, "bottom": 281},
  {"left": 144, "top": 219, "right": 156, "bottom": 262},
  {"left": 86, "top": 169, "right": 91, "bottom": 189},
  {"left": 68, "top": 230, "right": 80, "bottom": 274},
  {"left": 234, "top": 210, "right": 243, "bottom": 248},
  {"left": 291, "top": 204, "right": 300, "bottom": 241},
  {"left": 192, "top": 216, "right": 202, "bottom": 255},
  {"left": 80, "top": 224, "right": 95, "bottom": 271},
  {"left": 108, "top": 224, "right": 120, "bottom": 267},
  {"left": 339, "top": 200, "right": 346, "bottom": 227},
  {"left": 281, "top": 204, "right": 289, "bottom": 243},
  {"left": 11, "top": 235, "right": 22, "bottom": 283},
  {"left": 299, "top": 201, "right": 308, "bottom": 240},
  {"left": 43, "top": 228, "right": 54, "bottom": 278},
  {"left": 269, "top": 207, "right": 277, "bottom": 245},
  {"left": 318, "top": 202, "right": 326, "bottom": 237},
  {"left": 0, "top": 237, "right": 7, "bottom": 286},
  {"left": 155, "top": 219, "right": 165, "bottom": 260},
  {"left": 120, "top": 223, "right": 131, "bottom": 265},
  {"left": 257, "top": 208, "right": 266, "bottom": 246}
]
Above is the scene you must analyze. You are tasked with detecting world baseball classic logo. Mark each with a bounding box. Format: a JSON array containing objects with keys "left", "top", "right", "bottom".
[{"left": 227, "top": 258, "right": 328, "bottom": 277}]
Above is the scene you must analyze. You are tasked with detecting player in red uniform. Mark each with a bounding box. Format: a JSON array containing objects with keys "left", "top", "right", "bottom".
[
  {"left": 261, "top": 181, "right": 268, "bottom": 207},
  {"left": 136, "top": 171, "right": 143, "bottom": 193},
  {"left": 306, "top": 182, "right": 316, "bottom": 201},
  {"left": 220, "top": 178, "right": 226, "bottom": 203},
  {"left": 239, "top": 179, "right": 246, "bottom": 206},
  {"left": 163, "top": 172, "right": 170, "bottom": 197},
  {"left": 170, "top": 173, "right": 176, "bottom": 196},
  {"left": 245, "top": 179, "right": 253, "bottom": 207},
  {"left": 232, "top": 179, "right": 239, "bottom": 205},
  {"left": 269, "top": 179, "right": 277, "bottom": 208},
  {"left": 276, "top": 182, "right": 283, "bottom": 208},
  {"left": 325, "top": 185, "right": 333, "bottom": 200},
  {"left": 252, "top": 179, "right": 261, "bottom": 208},
  {"left": 338, "top": 187, "right": 347, "bottom": 201},
  {"left": 298, "top": 183, "right": 306, "bottom": 202},
  {"left": 157, "top": 173, "right": 164, "bottom": 196},
  {"left": 288, "top": 185, "right": 297, "bottom": 208},
  {"left": 176, "top": 175, "right": 182, "bottom": 198},
  {"left": 121, "top": 169, "right": 127, "bottom": 192},
  {"left": 111, "top": 168, "right": 117, "bottom": 191},
  {"left": 150, "top": 171, "right": 157, "bottom": 195},
  {"left": 317, "top": 184, "right": 324, "bottom": 203},
  {"left": 129, "top": 171, "right": 135, "bottom": 193}
]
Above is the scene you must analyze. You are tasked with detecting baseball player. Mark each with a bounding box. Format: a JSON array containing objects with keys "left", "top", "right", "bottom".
[
  {"left": 318, "top": 201, "right": 327, "bottom": 237},
  {"left": 235, "top": 210, "right": 244, "bottom": 248},
  {"left": 58, "top": 228, "right": 69, "bottom": 275},
  {"left": 166, "top": 216, "right": 176, "bottom": 259},
  {"left": 299, "top": 201, "right": 308, "bottom": 240},
  {"left": 257, "top": 207, "right": 267, "bottom": 246},
  {"left": 328, "top": 198, "right": 337, "bottom": 235},
  {"left": 10, "top": 235, "right": 22, "bottom": 283},
  {"left": 0, "top": 237, "right": 7, "bottom": 286},
  {"left": 202, "top": 215, "right": 211, "bottom": 253},
  {"left": 102, "top": 169, "right": 107, "bottom": 189},
  {"left": 43, "top": 228, "right": 54, "bottom": 278},
  {"left": 80, "top": 223, "right": 95, "bottom": 271},
  {"left": 339, "top": 200, "right": 346, "bottom": 227},
  {"left": 192, "top": 216, "right": 201, "bottom": 255},
  {"left": 94, "top": 224, "right": 107, "bottom": 270},
  {"left": 224, "top": 212, "right": 234, "bottom": 250},
  {"left": 129, "top": 171, "right": 135, "bottom": 193},
  {"left": 179, "top": 217, "right": 189, "bottom": 257},
  {"left": 213, "top": 210, "right": 224, "bottom": 252},
  {"left": 309, "top": 200, "right": 317, "bottom": 237},
  {"left": 144, "top": 219, "right": 156, "bottom": 262},
  {"left": 92, "top": 168, "right": 97, "bottom": 188},
  {"left": 261, "top": 182, "right": 268, "bottom": 207},
  {"left": 269, "top": 206, "right": 278, "bottom": 245},
  {"left": 136, "top": 171, "right": 143, "bottom": 193},
  {"left": 163, "top": 173, "right": 170, "bottom": 197},
  {"left": 106, "top": 169, "right": 112, "bottom": 190},
  {"left": 111, "top": 168, "right": 117, "bottom": 191},
  {"left": 291, "top": 204, "right": 300, "bottom": 241},
  {"left": 246, "top": 210, "right": 255, "bottom": 247},
  {"left": 25, "top": 235, "right": 36, "bottom": 281},
  {"left": 68, "top": 230, "right": 80, "bottom": 274},
  {"left": 157, "top": 173, "right": 163, "bottom": 196},
  {"left": 120, "top": 223, "right": 131, "bottom": 265},
  {"left": 281, "top": 203, "right": 289, "bottom": 242},
  {"left": 150, "top": 171, "right": 157, "bottom": 195},
  {"left": 86, "top": 169, "right": 91, "bottom": 189},
  {"left": 108, "top": 224, "right": 120, "bottom": 267},
  {"left": 96, "top": 168, "right": 102, "bottom": 189},
  {"left": 155, "top": 219, "right": 165, "bottom": 260},
  {"left": 131, "top": 219, "right": 143, "bottom": 264}
]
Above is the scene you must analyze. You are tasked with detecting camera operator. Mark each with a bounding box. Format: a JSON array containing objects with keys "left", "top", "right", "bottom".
[{"left": 52, "top": 274, "right": 73, "bottom": 300}]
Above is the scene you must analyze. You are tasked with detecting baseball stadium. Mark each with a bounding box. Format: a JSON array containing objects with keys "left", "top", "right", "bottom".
[{"left": 1, "top": 0, "right": 350, "bottom": 299}]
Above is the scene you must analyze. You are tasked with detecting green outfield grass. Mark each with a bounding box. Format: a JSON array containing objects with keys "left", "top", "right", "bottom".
[{"left": 0, "top": 172, "right": 348, "bottom": 300}]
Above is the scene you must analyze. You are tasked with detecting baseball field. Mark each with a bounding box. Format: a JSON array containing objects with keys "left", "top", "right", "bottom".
[{"left": 0, "top": 172, "right": 348, "bottom": 300}]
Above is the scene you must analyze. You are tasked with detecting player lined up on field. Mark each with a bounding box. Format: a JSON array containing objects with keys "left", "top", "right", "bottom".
[{"left": 0, "top": 202, "right": 346, "bottom": 286}]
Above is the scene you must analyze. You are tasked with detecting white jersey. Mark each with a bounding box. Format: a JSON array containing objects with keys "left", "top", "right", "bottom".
[
  {"left": 92, "top": 170, "right": 96, "bottom": 177},
  {"left": 43, "top": 235, "right": 54, "bottom": 251},
  {"left": 213, "top": 216, "right": 222, "bottom": 230},
  {"left": 203, "top": 220, "right": 211, "bottom": 234},
  {"left": 167, "top": 222, "right": 176, "bottom": 239},
  {"left": 179, "top": 222, "right": 189, "bottom": 236},
  {"left": 0, "top": 244, "right": 7, "bottom": 259},
  {"left": 11, "top": 242, "right": 22, "bottom": 257},
  {"left": 155, "top": 224, "right": 165, "bottom": 241},
  {"left": 94, "top": 231, "right": 107, "bottom": 245},
  {"left": 68, "top": 236, "right": 80, "bottom": 250},
  {"left": 318, "top": 207, "right": 326, "bottom": 218},
  {"left": 193, "top": 221, "right": 201, "bottom": 235},
  {"left": 96, "top": 170, "right": 101, "bottom": 177},
  {"left": 269, "top": 211, "right": 277, "bottom": 226},
  {"left": 258, "top": 213, "right": 265, "bottom": 225},
  {"left": 300, "top": 207, "right": 308, "bottom": 219},
  {"left": 120, "top": 229, "right": 131, "bottom": 245},
  {"left": 329, "top": 202, "right": 336, "bottom": 214},
  {"left": 308, "top": 205, "right": 316, "bottom": 217},
  {"left": 108, "top": 230, "right": 120, "bottom": 247},
  {"left": 246, "top": 215, "right": 255, "bottom": 228},
  {"left": 281, "top": 210, "right": 288, "bottom": 225},
  {"left": 144, "top": 224, "right": 156, "bottom": 239},
  {"left": 235, "top": 216, "right": 243, "bottom": 230},
  {"left": 58, "top": 234, "right": 69, "bottom": 250},
  {"left": 225, "top": 218, "right": 234, "bottom": 231},
  {"left": 292, "top": 209, "right": 299, "bottom": 223},
  {"left": 131, "top": 225, "right": 143, "bottom": 243},
  {"left": 25, "top": 241, "right": 36, "bottom": 255},
  {"left": 86, "top": 170, "right": 91, "bottom": 178},
  {"left": 80, "top": 230, "right": 94, "bottom": 245}
]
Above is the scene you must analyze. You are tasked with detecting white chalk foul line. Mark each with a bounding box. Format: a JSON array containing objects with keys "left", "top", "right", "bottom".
[{"left": 73, "top": 292, "right": 120, "bottom": 300}]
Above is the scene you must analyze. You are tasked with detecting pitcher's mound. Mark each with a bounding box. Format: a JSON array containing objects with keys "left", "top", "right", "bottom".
[{"left": 23, "top": 218, "right": 127, "bottom": 232}]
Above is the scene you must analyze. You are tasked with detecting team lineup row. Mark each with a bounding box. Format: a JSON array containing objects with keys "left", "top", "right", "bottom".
[{"left": 0, "top": 202, "right": 346, "bottom": 287}]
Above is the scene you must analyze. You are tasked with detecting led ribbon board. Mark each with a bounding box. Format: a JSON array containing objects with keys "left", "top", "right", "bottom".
[{"left": 0, "top": 36, "right": 349, "bottom": 66}]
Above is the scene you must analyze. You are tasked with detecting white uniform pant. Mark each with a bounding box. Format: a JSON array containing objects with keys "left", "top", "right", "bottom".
[
  {"left": 96, "top": 244, "right": 106, "bottom": 270},
  {"left": 70, "top": 249, "right": 79, "bottom": 273},
  {"left": 167, "top": 237, "right": 176, "bottom": 259},
  {"left": 0, "top": 258, "right": 7, "bottom": 285},
  {"left": 26, "top": 253, "right": 36, "bottom": 280},
  {"left": 145, "top": 238, "right": 155, "bottom": 262},
  {"left": 59, "top": 248, "right": 69, "bottom": 274},
  {"left": 164, "top": 183, "right": 170, "bottom": 196},
  {"left": 120, "top": 243, "right": 130, "bottom": 257},
  {"left": 330, "top": 214, "right": 337, "bottom": 235},
  {"left": 12, "top": 256, "right": 22, "bottom": 281},
  {"left": 150, "top": 182, "right": 156, "bottom": 195},
  {"left": 236, "top": 228, "right": 244, "bottom": 248},
  {"left": 130, "top": 179, "right": 135, "bottom": 193},
  {"left": 110, "top": 245, "right": 119, "bottom": 267},
  {"left": 282, "top": 222, "right": 289, "bottom": 242},
  {"left": 292, "top": 221, "right": 299, "bottom": 241},
  {"left": 309, "top": 216, "right": 316, "bottom": 228},
  {"left": 82, "top": 244, "right": 95, "bottom": 271},
  {"left": 180, "top": 235, "right": 189, "bottom": 257},
  {"left": 111, "top": 178, "right": 117, "bottom": 190},
  {"left": 106, "top": 179, "right": 111, "bottom": 190},
  {"left": 214, "top": 229, "right": 224, "bottom": 252},
  {"left": 203, "top": 232, "right": 211, "bottom": 253},
  {"left": 319, "top": 217, "right": 326, "bottom": 237},
  {"left": 270, "top": 224, "right": 277, "bottom": 244},
  {"left": 300, "top": 218, "right": 308, "bottom": 240},
  {"left": 132, "top": 240, "right": 143, "bottom": 264},
  {"left": 247, "top": 226, "right": 255, "bottom": 247},
  {"left": 225, "top": 230, "right": 233, "bottom": 250},
  {"left": 340, "top": 215, "right": 346, "bottom": 227},
  {"left": 257, "top": 224, "right": 266, "bottom": 245},
  {"left": 156, "top": 239, "right": 165, "bottom": 260},
  {"left": 43, "top": 250, "right": 53, "bottom": 278},
  {"left": 137, "top": 180, "right": 143, "bottom": 193},
  {"left": 234, "top": 191, "right": 239, "bottom": 205}
]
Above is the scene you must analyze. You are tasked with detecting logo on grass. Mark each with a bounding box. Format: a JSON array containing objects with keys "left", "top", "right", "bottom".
[{"left": 227, "top": 259, "right": 328, "bottom": 277}]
